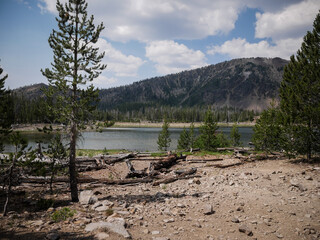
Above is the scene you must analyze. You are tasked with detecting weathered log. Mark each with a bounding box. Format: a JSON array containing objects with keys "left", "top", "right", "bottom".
[
  {"left": 125, "top": 160, "right": 148, "bottom": 178},
  {"left": 211, "top": 161, "right": 243, "bottom": 168},
  {"left": 21, "top": 176, "right": 154, "bottom": 185},
  {"left": 186, "top": 158, "right": 223, "bottom": 163},
  {"left": 152, "top": 168, "right": 198, "bottom": 186},
  {"left": 151, "top": 154, "right": 185, "bottom": 171}
]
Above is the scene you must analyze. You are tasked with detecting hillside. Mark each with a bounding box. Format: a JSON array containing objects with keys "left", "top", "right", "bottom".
[
  {"left": 99, "top": 57, "right": 288, "bottom": 112},
  {"left": 14, "top": 57, "right": 288, "bottom": 112}
]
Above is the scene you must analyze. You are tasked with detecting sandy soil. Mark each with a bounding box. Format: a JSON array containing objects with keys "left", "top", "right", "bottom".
[{"left": 0, "top": 156, "right": 319, "bottom": 240}]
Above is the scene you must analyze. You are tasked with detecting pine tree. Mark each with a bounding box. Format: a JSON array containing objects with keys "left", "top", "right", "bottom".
[
  {"left": 41, "top": 0, "right": 106, "bottom": 201},
  {"left": 196, "top": 109, "right": 219, "bottom": 151},
  {"left": 280, "top": 11, "right": 320, "bottom": 160},
  {"left": 189, "top": 122, "right": 196, "bottom": 149},
  {"left": 230, "top": 123, "right": 241, "bottom": 147},
  {"left": 177, "top": 127, "right": 190, "bottom": 150},
  {"left": 252, "top": 103, "right": 284, "bottom": 152},
  {"left": 157, "top": 118, "right": 171, "bottom": 151},
  {"left": 0, "top": 63, "right": 14, "bottom": 152}
]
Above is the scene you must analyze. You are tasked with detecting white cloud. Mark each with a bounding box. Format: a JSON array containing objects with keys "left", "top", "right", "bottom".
[
  {"left": 96, "top": 38, "right": 145, "bottom": 77},
  {"left": 92, "top": 75, "right": 118, "bottom": 88},
  {"left": 146, "top": 40, "right": 207, "bottom": 75},
  {"left": 37, "top": 0, "right": 244, "bottom": 42},
  {"left": 255, "top": 0, "right": 319, "bottom": 40},
  {"left": 37, "top": 0, "right": 58, "bottom": 14},
  {"left": 207, "top": 37, "right": 302, "bottom": 59}
]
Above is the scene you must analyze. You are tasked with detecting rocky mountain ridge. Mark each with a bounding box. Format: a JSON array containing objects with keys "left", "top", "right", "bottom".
[{"left": 13, "top": 57, "right": 288, "bottom": 112}]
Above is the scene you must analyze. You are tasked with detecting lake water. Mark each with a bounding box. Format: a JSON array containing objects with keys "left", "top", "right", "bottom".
[{"left": 4, "top": 127, "right": 253, "bottom": 152}]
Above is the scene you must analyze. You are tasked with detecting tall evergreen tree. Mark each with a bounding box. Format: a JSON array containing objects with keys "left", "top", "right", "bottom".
[
  {"left": 41, "top": 0, "right": 106, "bottom": 201},
  {"left": 196, "top": 109, "right": 219, "bottom": 151},
  {"left": 177, "top": 127, "right": 190, "bottom": 150},
  {"left": 0, "top": 63, "right": 14, "bottom": 152},
  {"left": 230, "top": 123, "right": 241, "bottom": 147},
  {"left": 280, "top": 11, "right": 320, "bottom": 160},
  {"left": 157, "top": 118, "right": 171, "bottom": 151},
  {"left": 252, "top": 103, "right": 284, "bottom": 152}
]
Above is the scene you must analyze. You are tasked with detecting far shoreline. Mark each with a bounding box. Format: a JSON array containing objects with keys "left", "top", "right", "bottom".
[{"left": 11, "top": 121, "right": 255, "bottom": 132}]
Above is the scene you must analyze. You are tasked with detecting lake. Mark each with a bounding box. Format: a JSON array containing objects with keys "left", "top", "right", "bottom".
[{"left": 4, "top": 127, "right": 253, "bottom": 152}]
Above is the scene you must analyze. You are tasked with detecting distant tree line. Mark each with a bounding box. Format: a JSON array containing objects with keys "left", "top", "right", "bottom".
[{"left": 9, "top": 94, "right": 258, "bottom": 124}]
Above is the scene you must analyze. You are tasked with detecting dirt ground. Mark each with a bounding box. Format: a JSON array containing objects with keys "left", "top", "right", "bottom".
[{"left": 0, "top": 155, "right": 319, "bottom": 240}]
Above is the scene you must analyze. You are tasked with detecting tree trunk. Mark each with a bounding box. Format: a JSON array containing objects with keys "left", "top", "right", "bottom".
[
  {"left": 69, "top": 123, "right": 79, "bottom": 202},
  {"left": 3, "top": 153, "right": 17, "bottom": 216},
  {"left": 69, "top": 1, "right": 79, "bottom": 203}
]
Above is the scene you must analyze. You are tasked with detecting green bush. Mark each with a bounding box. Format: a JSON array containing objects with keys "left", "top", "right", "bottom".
[{"left": 51, "top": 207, "right": 76, "bottom": 222}]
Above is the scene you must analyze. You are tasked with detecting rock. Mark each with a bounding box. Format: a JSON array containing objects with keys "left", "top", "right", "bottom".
[
  {"left": 45, "top": 231, "right": 60, "bottom": 240},
  {"left": 79, "top": 190, "right": 98, "bottom": 205},
  {"left": 95, "top": 232, "right": 110, "bottom": 240},
  {"left": 236, "top": 206, "right": 244, "bottom": 212},
  {"left": 163, "top": 218, "right": 175, "bottom": 223},
  {"left": 143, "top": 229, "right": 149, "bottom": 234},
  {"left": 151, "top": 231, "right": 160, "bottom": 235},
  {"left": 92, "top": 200, "right": 114, "bottom": 211},
  {"left": 30, "top": 220, "right": 44, "bottom": 226},
  {"left": 290, "top": 179, "right": 307, "bottom": 191},
  {"left": 305, "top": 175, "right": 313, "bottom": 180},
  {"left": 203, "top": 204, "right": 214, "bottom": 215},
  {"left": 85, "top": 218, "right": 131, "bottom": 239},
  {"left": 239, "top": 225, "right": 253, "bottom": 236},
  {"left": 152, "top": 238, "right": 170, "bottom": 240},
  {"left": 193, "top": 179, "right": 201, "bottom": 185},
  {"left": 231, "top": 217, "right": 240, "bottom": 223}
]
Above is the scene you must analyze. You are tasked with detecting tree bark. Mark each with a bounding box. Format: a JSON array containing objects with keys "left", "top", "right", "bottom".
[{"left": 69, "top": 123, "right": 79, "bottom": 202}]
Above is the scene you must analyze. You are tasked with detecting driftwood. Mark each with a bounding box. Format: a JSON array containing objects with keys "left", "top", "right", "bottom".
[
  {"left": 152, "top": 168, "right": 197, "bottom": 186},
  {"left": 211, "top": 161, "right": 243, "bottom": 168},
  {"left": 21, "top": 176, "right": 154, "bottom": 185},
  {"left": 125, "top": 160, "right": 148, "bottom": 178},
  {"left": 150, "top": 154, "right": 186, "bottom": 171},
  {"left": 186, "top": 158, "right": 223, "bottom": 163}
]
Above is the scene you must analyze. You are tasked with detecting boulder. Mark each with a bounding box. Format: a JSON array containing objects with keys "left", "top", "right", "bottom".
[
  {"left": 85, "top": 218, "right": 131, "bottom": 239},
  {"left": 79, "top": 190, "right": 98, "bottom": 205}
]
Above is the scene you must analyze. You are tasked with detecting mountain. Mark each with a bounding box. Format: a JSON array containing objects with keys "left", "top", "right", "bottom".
[
  {"left": 13, "top": 57, "right": 288, "bottom": 112},
  {"left": 99, "top": 57, "right": 288, "bottom": 112}
]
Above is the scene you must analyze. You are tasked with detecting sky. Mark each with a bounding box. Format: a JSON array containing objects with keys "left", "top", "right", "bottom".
[{"left": 0, "top": 0, "right": 319, "bottom": 90}]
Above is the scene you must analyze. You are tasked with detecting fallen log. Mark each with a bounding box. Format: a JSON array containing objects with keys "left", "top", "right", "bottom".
[
  {"left": 150, "top": 154, "right": 186, "bottom": 171},
  {"left": 211, "top": 161, "right": 243, "bottom": 168},
  {"left": 125, "top": 160, "right": 148, "bottom": 178},
  {"left": 152, "top": 168, "right": 198, "bottom": 186},
  {"left": 186, "top": 158, "right": 223, "bottom": 163},
  {"left": 21, "top": 176, "right": 154, "bottom": 185}
]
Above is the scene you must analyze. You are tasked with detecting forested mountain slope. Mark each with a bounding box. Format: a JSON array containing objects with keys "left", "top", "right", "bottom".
[{"left": 99, "top": 57, "right": 288, "bottom": 112}]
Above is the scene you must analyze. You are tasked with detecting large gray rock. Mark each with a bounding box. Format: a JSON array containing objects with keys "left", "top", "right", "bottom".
[
  {"left": 79, "top": 190, "right": 98, "bottom": 205},
  {"left": 85, "top": 218, "right": 131, "bottom": 239}
]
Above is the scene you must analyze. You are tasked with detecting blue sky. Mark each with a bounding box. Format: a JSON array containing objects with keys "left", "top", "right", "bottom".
[{"left": 0, "top": 0, "right": 319, "bottom": 90}]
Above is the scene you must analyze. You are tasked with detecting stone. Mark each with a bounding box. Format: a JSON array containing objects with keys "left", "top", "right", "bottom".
[
  {"left": 305, "top": 175, "right": 313, "bottom": 180},
  {"left": 85, "top": 218, "right": 131, "bottom": 239},
  {"left": 239, "top": 225, "right": 253, "bottom": 236},
  {"left": 163, "top": 218, "right": 175, "bottom": 223},
  {"left": 231, "top": 217, "right": 240, "bottom": 223},
  {"left": 152, "top": 238, "right": 170, "bottom": 240},
  {"left": 79, "top": 190, "right": 98, "bottom": 205},
  {"left": 151, "top": 231, "right": 160, "bottom": 235},
  {"left": 45, "top": 231, "right": 60, "bottom": 240},
  {"left": 290, "top": 179, "right": 307, "bottom": 191},
  {"left": 203, "top": 204, "right": 214, "bottom": 215},
  {"left": 95, "top": 232, "right": 110, "bottom": 240}
]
